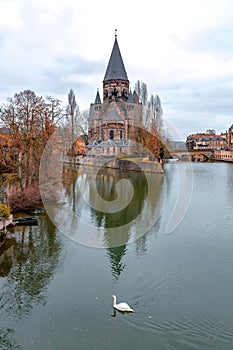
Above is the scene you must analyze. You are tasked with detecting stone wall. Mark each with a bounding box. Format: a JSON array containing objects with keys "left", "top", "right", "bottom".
[{"left": 66, "top": 157, "right": 164, "bottom": 173}]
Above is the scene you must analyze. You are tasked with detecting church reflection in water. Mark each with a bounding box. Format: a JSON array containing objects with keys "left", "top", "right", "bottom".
[{"left": 60, "top": 166, "right": 165, "bottom": 278}]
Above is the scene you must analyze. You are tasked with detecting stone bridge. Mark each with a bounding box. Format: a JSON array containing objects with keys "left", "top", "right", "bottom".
[{"left": 170, "top": 149, "right": 214, "bottom": 161}]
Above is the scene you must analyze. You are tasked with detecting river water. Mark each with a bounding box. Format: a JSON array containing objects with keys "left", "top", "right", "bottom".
[{"left": 0, "top": 162, "right": 233, "bottom": 350}]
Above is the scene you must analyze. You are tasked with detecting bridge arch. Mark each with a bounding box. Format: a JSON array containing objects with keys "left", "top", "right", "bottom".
[{"left": 170, "top": 149, "right": 214, "bottom": 162}]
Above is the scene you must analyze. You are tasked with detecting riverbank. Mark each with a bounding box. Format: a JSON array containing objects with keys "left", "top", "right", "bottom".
[
  {"left": 64, "top": 156, "right": 164, "bottom": 173},
  {"left": 4, "top": 158, "right": 162, "bottom": 215}
]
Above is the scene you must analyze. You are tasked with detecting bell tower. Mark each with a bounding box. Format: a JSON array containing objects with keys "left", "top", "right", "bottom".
[{"left": 103, "top": 30, "right": 129, "bottom": 103}]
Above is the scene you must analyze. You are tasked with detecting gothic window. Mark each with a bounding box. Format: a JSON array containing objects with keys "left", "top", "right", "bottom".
[
  {"left": 122, "top": 89, "right": 127, "bottom": 98},
  {"left": 120, "top": 130, "right": 123, "bottom": 139},
  {"left": 95, "top": 105, "right": 101, "bottom": 111},
  {"left": 111, "top": 88, "right": 118, "bottom": 97},
  {"left": 110, "top": 130, "right": 114, "bottom": 140}
]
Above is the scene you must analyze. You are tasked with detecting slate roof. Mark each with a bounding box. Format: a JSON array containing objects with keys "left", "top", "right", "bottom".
[
  {"left": 103, "top": 37, "right": 129, "bottom": 82},
  {"left": 128, "top": 90, "right": 134, "bottom": 102},
  {"left": 88, "top": 103, "right": 95, "bottom": 120},
  {"left": 95, "top": 90, "right": 101, "bottom": 104},
  {"left": 133, "top": 90, "right": 139, "bottom": 99},
  {"left": 103, "top": 110, "right": 123, "bottom": 121},
  {"left": 127, "top": 90, "right": 139, "bottom": 103}
]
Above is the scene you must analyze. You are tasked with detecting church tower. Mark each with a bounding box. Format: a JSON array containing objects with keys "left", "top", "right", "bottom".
[{"left": 103, "top": 30, "right": 129, "bottom": 103}]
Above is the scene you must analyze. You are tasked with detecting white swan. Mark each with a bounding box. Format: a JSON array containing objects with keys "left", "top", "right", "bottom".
[{"left": 112, "top": 295, "right": 134, "bottom": 312}]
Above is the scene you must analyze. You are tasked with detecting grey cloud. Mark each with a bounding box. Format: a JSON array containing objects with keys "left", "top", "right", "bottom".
[{"left": 1, "top": 0, "right": 233, "bottom": 141}]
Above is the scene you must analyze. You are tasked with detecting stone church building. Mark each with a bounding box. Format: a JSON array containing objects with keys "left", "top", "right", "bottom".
[{"left": 87, "top": 33, "right": 143, "bottom": 156}]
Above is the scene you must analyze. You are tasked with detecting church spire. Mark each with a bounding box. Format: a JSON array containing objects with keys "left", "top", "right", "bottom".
[
  {"left": 103, "top": 32, "right": 128, "bottom": 82},
  {"left": 95, "top": 88, "right": 101, "bottom": 104}
]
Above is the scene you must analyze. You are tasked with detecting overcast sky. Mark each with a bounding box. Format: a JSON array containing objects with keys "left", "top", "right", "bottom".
[{"left": 1, "top": 0, "right": 233, "bottom": 140}]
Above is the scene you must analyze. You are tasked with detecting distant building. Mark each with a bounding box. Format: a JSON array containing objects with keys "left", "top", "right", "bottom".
[
  {"left": 196, "top": 135, "right": 226, "bottom": 150},
  {"left": 226, "top": 124, "right": 233, "bottom": 150},
  {"left": 186, "top": 132, "right": 226, "bottom": 150},
  {"left": 87, "top": 32, "right": 142, "bottom": 156},
  {"left": 186, "top": 133, "right": 206, "bottom": 150},
  {"left": 214, "top": 149, "right": 233, "bottom": 161},
  {"left": 212, "top": 124, "right": 233, "bottom": 161}
]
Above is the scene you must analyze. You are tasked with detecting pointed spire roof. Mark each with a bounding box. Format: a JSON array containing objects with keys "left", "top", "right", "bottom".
[
  {"left": 128, "top": 90, "right": 134, "bottom": 102},
  {"left": 95, "top": 89, "right": 101, "bottom": 104},
  {"left": 104, "top": 33, "right": 129, "bottom": 82},
  {"left": 133, "top": 90, "right": 139, "bottom": 98}
]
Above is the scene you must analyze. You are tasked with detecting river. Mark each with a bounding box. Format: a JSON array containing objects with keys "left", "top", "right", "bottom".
[{"left": 0, "top": 161, "right": 233, "bottom": 350}]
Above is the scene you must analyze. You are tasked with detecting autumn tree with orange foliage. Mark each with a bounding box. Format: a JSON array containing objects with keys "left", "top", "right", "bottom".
[{"left": 0, "top": 90, "right": 63, "bottom": 209}]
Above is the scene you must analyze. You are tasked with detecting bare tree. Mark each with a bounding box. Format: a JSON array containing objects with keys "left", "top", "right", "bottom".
[
  {"left": 76, "top": 109, "right": 88, "bottom": 140},
  {"left": 135, "top": 80, "right": 141, "bottom": 99},
  {"left": 45, "top": 95, "right": 65, "bottom": 125},
  {"left": 154, "top": 94, "right": 164, "bottom": 136},
  {"left": 141, "top": 82, "right": 148, "bottom": 107},
  {"left": 65, "top": 89, "right": 89, "bottom": 146},
  {"left": 135, "top": 80, "right": 148, "bottom": 107},
  {"left": 66, "top": 89, "right": 79, "bottom": 161}
]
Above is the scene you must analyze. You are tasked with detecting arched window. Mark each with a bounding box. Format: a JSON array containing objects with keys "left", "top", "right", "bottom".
[
  {"left": 120, "top": 130, "right": 123, "bottom": 139},
  {"left": 110, "top": 130, "right": 114, "bottom": 140}
]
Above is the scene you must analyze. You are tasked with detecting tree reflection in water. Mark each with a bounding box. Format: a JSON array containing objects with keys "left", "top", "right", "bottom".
[
  {"left": 0, "top": 214, "right": 62, "bottom": 319},
  {"left": 0, "top": 328, "right": 22, "bottom": 350}
]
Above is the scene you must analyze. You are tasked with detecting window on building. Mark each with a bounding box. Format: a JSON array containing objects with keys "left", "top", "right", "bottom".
[
  {"left": 110, "top": 130, "right": 114, "bottom": 140},
  {"left": 120, "top": 130, "right": 123, "bottom": 139}
]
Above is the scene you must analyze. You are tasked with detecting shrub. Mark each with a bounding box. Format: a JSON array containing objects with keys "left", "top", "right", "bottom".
[{"left": 0, "top": 203, "right": 11, "bottom": 219}]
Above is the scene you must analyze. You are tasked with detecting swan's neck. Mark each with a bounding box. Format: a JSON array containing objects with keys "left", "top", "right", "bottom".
[{"left": 112, "top": 295, "right": 117, "bottom": 307}]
